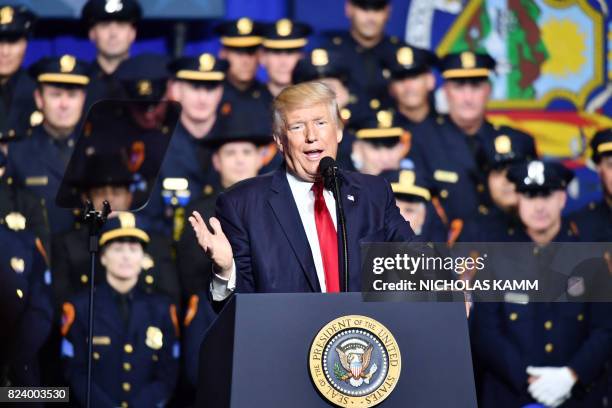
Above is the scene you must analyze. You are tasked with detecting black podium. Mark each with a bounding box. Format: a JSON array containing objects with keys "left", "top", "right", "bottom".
[{"left": 196, "top": 293, "right": 476, "bottom": 407}]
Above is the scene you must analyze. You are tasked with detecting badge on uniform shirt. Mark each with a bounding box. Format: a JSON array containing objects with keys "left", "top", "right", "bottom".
[
  {"left": 5, "top": 212, "right": 26, "bottom": 231},
  {"left": 146, "top": 326, "right": 163, "bottom": 350},
  {"left": 10, "top": 257, "right": 24, "bottom": 273}
]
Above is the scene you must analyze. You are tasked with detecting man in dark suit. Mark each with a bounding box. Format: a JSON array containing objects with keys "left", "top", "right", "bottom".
[{"left": 188, "top": 81, "right": 414, "bottom": 298}]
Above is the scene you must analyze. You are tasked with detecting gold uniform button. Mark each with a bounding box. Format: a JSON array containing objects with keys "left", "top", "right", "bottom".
[
  {"left": 509, "top": 312, "right": 518, "bottom": 321},
  {"left": 123, "top": 362, "right": 131, "bottom": 371},
  {"left": 544, "top": 321, "right": 553, "bottom": 330},
  {"left": 121, "top": 402, "right": 128, "bottom": 408},
  {"left": 440, "top": 189, "right": 448, "bottom": 199},
  {"left": 16, "top": 289, "right": 23, "bottom": 299},
  {"left": 478, "top": 205, "right": 489, "bottom": 215},
  {"left": 577, "top": 314, "right": 584, "bottom": 321},
  {"left": 122, "top": 382, "right": 131, "bottom": 392},
  {"left": 124, "top": 344, "right": 133, "bottom": 354},
  {"left": 93, "top": 352, "right": 100, "bottom": 360},
  {"left": 477, "top": 184, "right": 484, "bottom": 193},
  {"left": 152, "top": 354, "right": 159, "bottom": 362},
  {"left": 80, "top": 274, "right": 88, "bottom": 284},
  {"left": 545, "top": 343, "right": 554, "bottom": 353},
  {"left": 145, "top": 275, "right": 154, "bottom": 285}
]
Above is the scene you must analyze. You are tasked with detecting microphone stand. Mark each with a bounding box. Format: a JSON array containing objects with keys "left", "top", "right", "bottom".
[
  {"left": 324, "top": 167, "right": 349, "bottom": 292},
  {"left": 82, "top": 200, "right": 111, "bottom": 408}
]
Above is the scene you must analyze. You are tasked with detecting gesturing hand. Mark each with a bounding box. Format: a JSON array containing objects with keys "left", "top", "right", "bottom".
[{"left": 188, "top": 211, "right": 234, "bottom": 278}]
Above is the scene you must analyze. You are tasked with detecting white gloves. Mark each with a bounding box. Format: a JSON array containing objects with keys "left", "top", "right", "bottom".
[{"left": 526, "top": 366, "right": 576, "bottom": 407}]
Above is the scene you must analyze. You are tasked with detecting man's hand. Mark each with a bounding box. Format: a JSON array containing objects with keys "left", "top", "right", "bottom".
[
  {"left": 526, "top": 366, "right": 577, "bottom": 407},
  {"left": 188, "top": 211, "right": 233, "bottom": 278}
]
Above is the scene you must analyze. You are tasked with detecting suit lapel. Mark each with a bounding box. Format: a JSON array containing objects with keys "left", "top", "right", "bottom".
[{"left": 267, "top": 168, "right": 320, "bottom": 292}]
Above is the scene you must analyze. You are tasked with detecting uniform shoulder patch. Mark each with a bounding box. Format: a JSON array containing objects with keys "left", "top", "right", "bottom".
[
  {"left": 61, "top": 302, "right": 76, "bottom": 336},
  {"left": 184, "top": 294, "right": 200, "bottom": 327}
]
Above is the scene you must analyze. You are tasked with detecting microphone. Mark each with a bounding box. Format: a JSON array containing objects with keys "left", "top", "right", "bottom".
[
  {"left": 318, "top": 156, "right": 349, "bottom": 292},
  {"left": 319, "top": 156, "right": 340, "bottom": 191}
]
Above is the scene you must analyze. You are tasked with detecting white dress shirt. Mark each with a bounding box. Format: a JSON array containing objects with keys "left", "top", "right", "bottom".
[{"left": 210, "top": 171, "right": 337, "bottom": 300}]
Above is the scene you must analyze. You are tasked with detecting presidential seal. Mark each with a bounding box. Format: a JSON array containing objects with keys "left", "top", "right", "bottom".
[{"left": 308, "top": 315, "right": 401, "bottom": 407}]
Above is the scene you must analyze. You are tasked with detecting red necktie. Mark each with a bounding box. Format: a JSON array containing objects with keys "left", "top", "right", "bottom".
[{"left": 312, "top": 181, "right": 340, "bottom": 293}]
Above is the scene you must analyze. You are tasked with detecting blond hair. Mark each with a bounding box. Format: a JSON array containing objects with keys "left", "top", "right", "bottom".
[{"left": 272, "top": 81, "right": 343, "bottom": 140}]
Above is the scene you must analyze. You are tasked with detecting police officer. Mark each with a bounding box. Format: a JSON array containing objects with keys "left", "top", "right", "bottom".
[
  {"left": 381, "top": 168, "right": 447, "bottom": 242},
  {"left": 0, "top": 138, "right": 49, "bottom": 256},
  {"left": 292, "top": 47, "right": 370, "bottom": 130},
  {"left": 0, "top": 4, "right": 36, "bottom": 134},
  {"left": 81, "top": 0, "right": 142, "bottom": 108},
  {"left": 52, "top": 153, "right": 180, "bottom": 308},
  {"left": 459, "top": 132, "right": 538, "bottom": 241},
  {"left": 7, "top": 55, "right": 89, "bottom": 235},
  {"left": 216, "top": 18, "right": 273, "bottom": 121},
  {"left": 324, "top": 0, "right": 399, "bottom": 104},
  {"left": 471, "top": 161, "right": 612, "bottom": 407},
  {"left": 61, "top": 213, "right": 179, "bottom": 407},
  {"left": 0, "top": 224, "right": 53, "bottom": 387},
  {"left": 143, "top": 53, "right": 230, "bottom": 236},
  {"left": 384, "top": 44, "right": 438, "bottom": 129},
  {"left": 350, "top": 109, "right": 408, "bottom": 175},
  {"left": 571, "top": 128, "right": 612, "bottom": 242},
  {"left": 415, "top": 51, "right": 537, "bottom": 222},
  {"left": 176, "top": 102, "right": 270, "bottom": 303},
  {"left": 259, "top": 19, "right": 311, "bottom": 97}
]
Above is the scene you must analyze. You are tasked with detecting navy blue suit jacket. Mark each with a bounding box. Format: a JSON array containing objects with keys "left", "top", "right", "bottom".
[{"left": 215, "top": 166, "right": 415, "bottom": 293}]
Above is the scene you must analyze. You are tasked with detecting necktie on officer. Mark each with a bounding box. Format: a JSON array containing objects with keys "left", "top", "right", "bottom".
[{"left": 312, "top": 181, "right": 340, "bottom": 292}]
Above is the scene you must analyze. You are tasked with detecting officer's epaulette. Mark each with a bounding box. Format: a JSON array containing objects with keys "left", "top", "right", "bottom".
[
  {"left": 170, "top": 304, "right": 180, "bottom": 338},
  {"left": 61, "top": 302, "right": 76, "bottom": 336},
  {"left": 447, "top": 219, "right": 463, "bottom": 247},
  {"left": 184, "top": 294, "right": 199, "bottom": 328}
]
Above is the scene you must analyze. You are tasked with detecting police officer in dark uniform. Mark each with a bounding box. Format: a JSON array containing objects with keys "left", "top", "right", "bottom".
[
  {"left": 349, "top": 108, "right": 409, "bottom": 175},
  {"left": 81, "top": 0, "right": 142, "bottom": 108},
  {"left": 459, "top": 132, "right": 538, "bottom": 241},
  {"left": 292, "top": 47, "right": 371, "bottom": 131},
  {"left": 0, "top": 137, "right": 49, "bottom": 256},
  {"left": 384, "top": 43, "right": 438, "bottom": 134},
  {"left": 61, "top": 213, "right": 179, "bottom": 408},
  {"left": 323, "top": 0, "right": 398, "bottom": 105},
  {"left": 381, "top": 168, "right": 447, "bottom": 242},
  {"left": 176, "top": 102, "right": 270, "bottom": 303},
  {"left": 415, "top": 51, "right": 537, "bottom": 222},
  {"left": 571, "top": 128, "right": 612, "bottom": 242},
  {"left": 143, "top": 53, "right": 229, "bottom": 236},
  {"left": 0, "top": 4, "right": 37, "bottom": 134},
  {"left": 471, "top": 160, "right": 612, "bottom": 408},
  {"left": 216, "top": 17, "right": 273, "bottom": 123},
  {"left": 259, "top": 18, "right": 311, "bottom": 97},
  {"left": 7, "top": 55, "right": 90, "bottom": 235},
  {"left": 0, "top": 224, "right": 53, "bottom": 387},
  {"left": 52, "top": 153, "right": 180, "bottom": 308}
]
